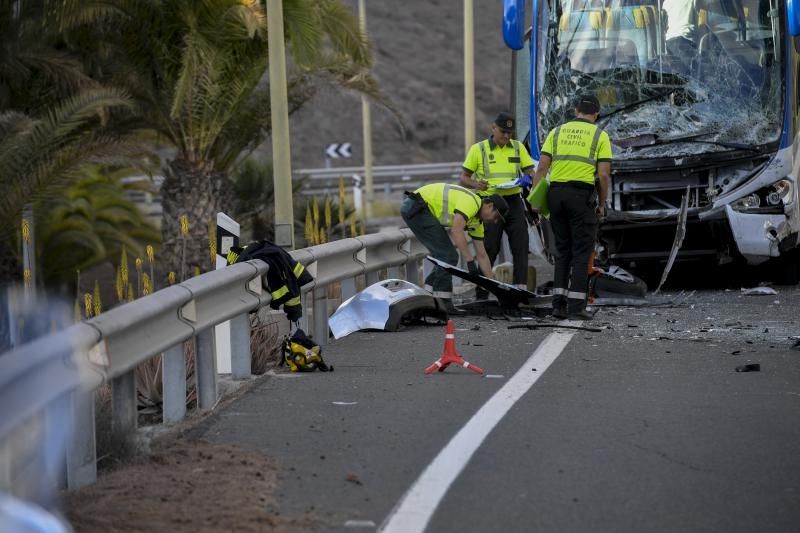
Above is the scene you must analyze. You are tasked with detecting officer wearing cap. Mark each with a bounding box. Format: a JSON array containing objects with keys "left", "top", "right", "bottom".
[
  {"left": 401, "top": 183, "right": 509, "bottom": 315},
  {"left": 531, "top": 94, "right": 612, "bottom": 320},
  {"left": 460, "top": 112, "right": 536, "bottom": 291}
]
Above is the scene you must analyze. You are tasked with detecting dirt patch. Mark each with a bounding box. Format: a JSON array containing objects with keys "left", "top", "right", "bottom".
[{"left": 63, "top": 439, "right": 312, "bottom": 533}]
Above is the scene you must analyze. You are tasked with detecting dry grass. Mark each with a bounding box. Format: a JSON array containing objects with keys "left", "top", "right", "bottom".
[{"left": 249, "top": 313, "right": 284, "bottom": 374}]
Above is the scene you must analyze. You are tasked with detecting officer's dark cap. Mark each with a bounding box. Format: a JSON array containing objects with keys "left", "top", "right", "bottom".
[
  {"left": 494, "top": 112, "right": 515, "bottom": 132},
  {"left": 485, "top": 194, "right": 509, "bottom": 221},
  {"left": 575, "top": 94, "right": 601, "bottom": 114}
]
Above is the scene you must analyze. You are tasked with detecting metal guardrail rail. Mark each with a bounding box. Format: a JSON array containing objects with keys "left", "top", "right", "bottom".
[
  {"left": 293, "top": 162, "right": 463, "bottom": 196},
  {"left": 0, "top": 229, "right": 426, "bottom": 495},
  {"left": 125, "top": 162, "right": 463, "bottom": 219}
]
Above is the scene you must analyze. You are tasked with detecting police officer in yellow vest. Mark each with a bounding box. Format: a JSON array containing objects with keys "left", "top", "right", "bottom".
[
  {"left": 401, "top": 183, "right": 509, "bottom": 315},
  {"left": 532, "top": 94, "right": 612, "bottom": 320},
  {"left": 460, "top": 112, "right": 536, "bottom": 290}
]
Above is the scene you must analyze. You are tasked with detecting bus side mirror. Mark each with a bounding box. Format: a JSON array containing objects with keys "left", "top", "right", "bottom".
[
  {"left": 789, "top": 0, "right": 800, "bottom": 37},
  {"left": 503, "top": 0, "right": 526, "bottom": 50}
]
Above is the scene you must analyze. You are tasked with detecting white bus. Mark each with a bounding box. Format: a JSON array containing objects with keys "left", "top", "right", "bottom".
[{"left": 503, "top": 0, "right": 800, "bottom": 282}]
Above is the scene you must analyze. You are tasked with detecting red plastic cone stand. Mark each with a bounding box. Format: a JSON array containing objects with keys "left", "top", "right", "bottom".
[{"left": 424, "top": 320, "right": 484, "bottom": 375}]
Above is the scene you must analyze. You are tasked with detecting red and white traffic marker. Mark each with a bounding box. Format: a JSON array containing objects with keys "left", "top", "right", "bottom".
[{"left": 424, "top": 320, "right": 483, "bottom": 375}]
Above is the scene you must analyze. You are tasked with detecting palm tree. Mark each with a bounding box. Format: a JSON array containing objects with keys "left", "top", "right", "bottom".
[
  {"left": 63, "top": 0, "right": 386, "bottom": 279},
  {"left": 0, "top": 0, "right": 136, "bottom": 283},
  {"left": 37, "top": 165, "right": 160, "bottom": 284}
]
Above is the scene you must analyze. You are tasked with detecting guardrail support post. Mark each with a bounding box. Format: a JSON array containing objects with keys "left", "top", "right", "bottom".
[
  {"left": 365, "top": 270, "right": 379, "bottom": 287},
  {"left": 230, "top": 313, "right": 252, "bottom": 380},
  {"left": 66, "top": 389, "right": 97, "bottom": 488},
  {"left": 388, "top": 266, "right": 403, "bottom": 280},
  {"left": 162, "top": 343, "right": 187, "bottom": 424},
  {"left": 406, "top": 258, "right": 421, "bottom": 286},
  {"left": 312, "top": 287, "right": 329, "bottom": 347},
  {"left": 111, "top": 371, "right": 137, "bottom": 434},
  {"left": 195, "top": 329, "right": 218, "bottom": 410},
  {"left": 341, "top": 277, "right": 357, "bottom": 302},
  {"left": 298, "top": 292, "right": 310, "bottom": 333}
]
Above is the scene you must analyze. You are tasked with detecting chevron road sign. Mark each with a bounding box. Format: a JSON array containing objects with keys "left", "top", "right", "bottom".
[{"left": 325, "top": 142, "right": 352, "bottom": 159}]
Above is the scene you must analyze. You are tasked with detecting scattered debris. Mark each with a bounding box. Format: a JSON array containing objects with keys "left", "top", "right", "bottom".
[
  {"left": 655, "top": 186, "right": 690, "bottom": 294},
  {"left": 345, "top": 473, "right": 363, "bottom": 486},
  {"left": 508, "top": 324, "right": 603, "bottom": 333},
  {"left": 735, "top": 363, "right": 761, "bottom": 373},
  {"left": 329, "top": 279, "right": 446, "bottom": 338},
  {"left": 332, "top": 402, "right": 358, "bottom": 406},
  {"left": 741, "top": 286, "right": 778, "bottom": 296},
  {"left": 426, "top": 256, "right": 542, "bottom": 309},
  {"left": 791, "top": 340, "right": 800, "bottom": 351},
  {"left": 344, "top": 519, "right": 377, "bottom": 528}
]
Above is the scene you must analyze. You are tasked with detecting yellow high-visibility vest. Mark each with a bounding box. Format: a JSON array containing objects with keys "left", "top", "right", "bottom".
[
  {"left": 462, "top": 138, "right": 535, "bottom": 196},
  {"left": 541, "top": 119, "right": 612, "bottom": 185},
  {"left": 415, "top": 183, "right": 485, "bottom": 239}
]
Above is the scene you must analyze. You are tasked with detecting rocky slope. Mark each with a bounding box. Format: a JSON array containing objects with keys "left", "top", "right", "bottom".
[{"left": 282, "top": 0, "right": 513, "bottom": 170}]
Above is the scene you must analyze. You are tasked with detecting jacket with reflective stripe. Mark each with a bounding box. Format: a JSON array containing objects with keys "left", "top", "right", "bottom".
[
  {"left": 226, "top": 240, "right": 313, "bottom": 321},
  {"left": 541, "top": 119, "right": 612, "bottom": 185},
  {"left": 415, "top": 183, "right": 485, "bottom": 239},
  {"left": 462, "top": 138, "right": 535, "bottom": 196}
]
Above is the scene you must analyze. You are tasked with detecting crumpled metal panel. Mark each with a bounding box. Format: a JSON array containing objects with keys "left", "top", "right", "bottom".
[
  {"left": 425, "top": 256, "right": 538, "bottom": 308},
  {"left": 329, "top": 279, "right": 444, "bottom": 339}
]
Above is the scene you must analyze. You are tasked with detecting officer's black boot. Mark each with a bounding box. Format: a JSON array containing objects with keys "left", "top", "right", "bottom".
[
  {"left": 567, "top": 300, "right": 594, "bottom": 320},
  {"left": 439, "top": 298, "right": 468, "bottom": 317},
  {"left": 551, "top": 296, "right": 567, "bottom": 319}
]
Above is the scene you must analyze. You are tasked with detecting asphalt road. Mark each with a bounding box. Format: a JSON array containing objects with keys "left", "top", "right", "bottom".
[{"left": 189, "top": 287, "right": 800, "bottom": 533}]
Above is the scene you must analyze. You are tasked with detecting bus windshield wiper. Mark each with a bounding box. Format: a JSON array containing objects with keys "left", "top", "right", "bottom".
[
  {"left": 626, "top": 133, "right": 758, "bottom": 153},
  {"left": 598, "top": 87, "right": 680, "bottom": 125}
]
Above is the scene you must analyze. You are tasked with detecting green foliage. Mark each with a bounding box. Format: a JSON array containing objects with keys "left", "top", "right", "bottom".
[
  {"left": 62, "top": 0, "right": 384, "bottom": 171},
  {"left": 0, "top": 1, "right": 144, "bottom": 281},
  {"left": 37, "top": 165, "right": 160, "bottom": 283}
]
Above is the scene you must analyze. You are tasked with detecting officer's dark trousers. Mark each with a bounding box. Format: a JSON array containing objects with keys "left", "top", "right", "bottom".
[
  {"left": 483, "top": 194, "right": 528, "bottom": 285},
  {"left": 400, "top": 195, "right": 458, "bottom": 297},
  {"left": 547, "top": 182, "right": 597, "bottom": 312}
]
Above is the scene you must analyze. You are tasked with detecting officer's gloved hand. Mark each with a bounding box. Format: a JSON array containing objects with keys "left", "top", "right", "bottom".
[
  {"left": 467, "top": 260, "right": 480, "bottom": 276},
  {"left": 517, "top": 174, "right": 533, "bottom": 188}
]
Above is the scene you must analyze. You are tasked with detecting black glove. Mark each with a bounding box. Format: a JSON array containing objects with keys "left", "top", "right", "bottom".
[{"left": 467, "top": 260, "right": 480, "bottom": 276}]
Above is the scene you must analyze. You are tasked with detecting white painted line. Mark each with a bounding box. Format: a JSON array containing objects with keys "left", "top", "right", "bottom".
[
  {"left": 378, "top": 331, "right": 575, "bottom": 533},
  {"left": 483, "top": 374, "right": 504, "bottom": 379}
]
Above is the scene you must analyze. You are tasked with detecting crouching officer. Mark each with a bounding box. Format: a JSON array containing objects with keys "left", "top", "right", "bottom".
[
  {"left": 460, "top": 112, "right": 536, "bottom": 290},
  {"left": 532, "top": 94, "right": 611, "bottom": 320},
  {"left": 401, "top": 183, "right": 509, "bottom": 315}
]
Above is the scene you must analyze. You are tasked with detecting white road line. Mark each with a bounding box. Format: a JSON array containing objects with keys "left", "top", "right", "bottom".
[{"left": 379, "top": 331, "right": 576, "bottom": 533}]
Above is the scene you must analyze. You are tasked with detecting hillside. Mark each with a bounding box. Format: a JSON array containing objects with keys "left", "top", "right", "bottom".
[{"left": 281, "top": 0, "right": 513, "bottom": 170}]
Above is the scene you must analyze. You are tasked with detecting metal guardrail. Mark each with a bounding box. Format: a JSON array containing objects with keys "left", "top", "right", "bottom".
[
  {"left": 0, "top": 229, "right": 426, "bottom": 495},
  {"left": 294, "top": 162, "right": 463, "bottom": 196},
  {"left": 125, "top": 162, "right": 463, "bottom": 219}
]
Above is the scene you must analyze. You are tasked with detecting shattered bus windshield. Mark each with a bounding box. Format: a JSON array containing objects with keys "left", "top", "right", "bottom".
[{"left": 537, "top": 0, "right": 785, "bottom": 160}]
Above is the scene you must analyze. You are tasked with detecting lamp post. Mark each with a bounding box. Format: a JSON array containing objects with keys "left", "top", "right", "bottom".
[
  {"left": 267, "top": 0, "right": 295, "bottom": 249},
  {"left": 464, "top": 0, "right": 475, "bottom": 152},
  {"left": 359, "top": 0, "right": 374, "bottom": 219}
]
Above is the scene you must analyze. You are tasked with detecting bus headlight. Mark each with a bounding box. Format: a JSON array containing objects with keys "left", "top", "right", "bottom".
[
  {"left": 773, "top": 179, "right": 793, "bottom": 204},
  {"left": 732, "top": 194, "right": 761, "bottom": 210},
  {"left": 731, "top": 179, "right": 792, "bottom": 213}
]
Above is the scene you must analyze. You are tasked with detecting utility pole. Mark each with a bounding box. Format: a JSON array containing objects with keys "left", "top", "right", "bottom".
[
  {"left": 464, "top": 0, "right": 475, "bottom": 152},
  {"left": 267, "top": 0, "right": 295, "bottom": 249},
  {"left": 359, "top": 0, "right": 374, "bottom": 219}
]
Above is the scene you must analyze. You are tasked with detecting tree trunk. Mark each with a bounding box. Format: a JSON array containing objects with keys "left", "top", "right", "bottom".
[{"left": 159, "top": 159, "right": 233, "bottom": 285}]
